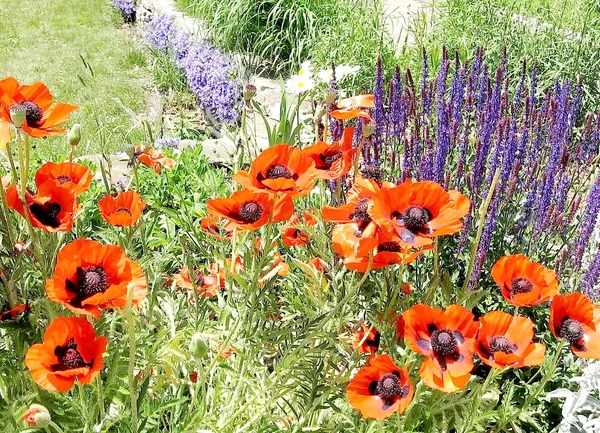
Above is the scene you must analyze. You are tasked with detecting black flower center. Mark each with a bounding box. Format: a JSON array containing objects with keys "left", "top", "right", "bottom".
[
  {"left": 29, "top": 202, "right": 62, "bottom": 228},
  {"left": 365, "top": 330, "right": 380, "bottom": 350},
  {"left": 559, "top": 319, "right": 585, "bottom": 345},
  {"left": 52, "top": 338, "right": 93, "bottom": 371},
  {"left": 350, "top": 198, "right": 371, "bottom": 222},
  {"left": 291, "top": 229, "right": 302, "bottom": 238},
  {"left": 115, "top": 207, "right": 132, "bottom": 215},
  {"left": 377, "top": 242, "right": 402, "bottom": 253},
  {"left": 401, "top": 206, "right": 432, "bottom": 232},
  {"left": 238, "top": 201, "right": 264, "bottom": 223},
  {"left": 266, "top": 164, "right": 292, "bottom": 180},
  {"left": 12, "top": 101, "right": 43, "bottom": 127},
  {"left": 66, "top": 266, "right": 109, "bottom": 308},
  {"left": 368, "top": 371, "right": 409, "bottom": 409},
  {"left": 489, "top": 336, "right": 517, "bottom": 354},
  {"left": 511, "top": 277, "right": 534, "bottom": 295},
  {"left": 361, "top": 164, "right": 383, "bottom": 182},
  {"left": 319, "top": 149, "right": 342, "bottom": 169},
  {"left": 56, "top": 175, "right": 72, "bottom": 184},
  {"left": 431, "top": 328, "right": 459, "bottom": 356}
]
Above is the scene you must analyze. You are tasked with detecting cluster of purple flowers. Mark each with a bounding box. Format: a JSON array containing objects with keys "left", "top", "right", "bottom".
[
  {"left": 155, "top": 137, "right": 180, "bottom": 150},
  {"left": 144, "top": 14, "right": 242, "bottom": 124},
  {"left": 356, "top": 47, "right": 600, "bottom": 295},
  {"left": 112, "top": 0, "right": 136, "bottom": 24}
]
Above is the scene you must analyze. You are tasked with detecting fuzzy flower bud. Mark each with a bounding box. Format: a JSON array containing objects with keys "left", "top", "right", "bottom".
[
  {"left": 243, "top": 84, "right": 256, "bottom": 102},
  {"left": 22, "top": 404, "right": 51, "bottom": 427},
  {"left": 125, "top": 144, "right": 136, "bottom": 159},
  {"left": 68, "top": 124, "right": 81, "bottom": 147},
  {"left": 9, "top": 104, "right": 27, "bottom": 128},
  {"left": 189, "top": 332, "right": 208, "bottom": 359}
]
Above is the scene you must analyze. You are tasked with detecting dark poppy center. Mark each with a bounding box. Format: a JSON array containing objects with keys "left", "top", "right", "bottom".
[
  {"left": 365, "top": 330, "right": 380, "bottom": 350},
  {"left": 56, "top": 175, "right": 72, "bottom": 184},
  {"left": 377, "top": 242, "right": 402, "bottom": 253},
  {"left": 401, "top": 206, "right": 432, "bottom": 232},
  {"left": 489, "top": 336, "right": 517, "bottom": 354},
  {"left": 12, "top": 101, "right": 43, "bottom": 127},
  {"left": 29, "top": 202, "right": 62, "bottom": 228},
  {"left": 559, "top": 319, "right": 585, "bottom": 344},
  {"left": 368, "top": 371, "right": 408, "bottom": 408},
  {"left": 292, "top": 229, "right": 302, "bottom": 238},
  {"left": 238, "top": 201, "right": 264, "bottom": 223},
  {"left": 266, "top": 164, "right": 292, "bottom": 180},
  {"left": 360, "top": 164, "right": 382, "bottom": 182},
  {"left": 319, "top": 149, "right": 342, "bottom": 169},
  {"left": 67, "top": 266, "right": 109, "bottom": 308},
  {"left": 52, "top": 338, "right": 92, "bottom": 371},
  {"left": 431, "top": 328, "right": 458, "bottom": 355},
  {"left": 350, "top": 198, "right": 371, "bottom": 222},
  {"left": 115, "top": 207, "right": 132, "bottom": 215},
  {"left": 511, "top": 277, "right": 534, "bottom": 295}
]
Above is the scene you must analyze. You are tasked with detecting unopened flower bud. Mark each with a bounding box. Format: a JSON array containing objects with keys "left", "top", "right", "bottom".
[
  {"left": 189, "top": 332, "right": 208, "bottom": 359},
  {"left": 68, "top": 124, "right": 81, "bottom": 147},
  {"left": 10, "top": 104, "right": 27, "bottom": 128},
  {"left": 243, "top": 84, "right": 256, "bottom": 102},
  {"left": 324, "top": 88, "right": 336, "bottom": 105},
  {"left": 362, "top": 121, "right": 376, "bottom": 138},
  {"left": 125, "top": 144, "right": 136, "bottom": 159},
  {"left": 23, "top": 404, "right": 51, "bottom": 427}
]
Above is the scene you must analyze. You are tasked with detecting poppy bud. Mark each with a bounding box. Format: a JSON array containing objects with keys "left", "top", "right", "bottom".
[
  {"left": 324, "top": 88, "right": 336, "bottom": 105},
  {"left": 22, "top": 404, "right": 51, "bottom": 427},
  {"left": 68, "top": 124, "right": 81, "bottom": 147},
  {"left": 10, "top": 104, "right": 27, "bottom": 128},
  {"left": 125, "top": 144, "right": 136, "bottom": 159},
  {"left": 362, "top": 120, "right": 376, "bottom": 138},
  {"left": 189, "top": 332, "right": 208, "bottom": 359},
  {"left": 243, "top": 84, "right": 256, "bottom": 102}
]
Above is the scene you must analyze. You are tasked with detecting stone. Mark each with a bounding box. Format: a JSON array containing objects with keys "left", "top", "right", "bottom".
[
  {"left": 200, "top": 136, "right": 236, "bottom": 165},
  {"left": 74, "top": 153, "right": 131, "bottom": 185}
]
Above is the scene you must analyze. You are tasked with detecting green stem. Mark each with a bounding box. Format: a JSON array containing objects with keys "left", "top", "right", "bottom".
[
  {"left": 126, "top": 284, "right": 139, "bottom": 433},
  {"left": 49, "top": 421, "right": 66, "bottom": 433},
  {"left": 462, "top": 368, "right": 500, "bottom": 433}
]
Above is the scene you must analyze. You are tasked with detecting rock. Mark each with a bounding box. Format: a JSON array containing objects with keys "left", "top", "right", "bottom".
[
  {"left": 74, "top": 153, "right": 131, "bottom": 185},
  {"left": 200, "top": 136, "right": 236, "bottom": 165}
]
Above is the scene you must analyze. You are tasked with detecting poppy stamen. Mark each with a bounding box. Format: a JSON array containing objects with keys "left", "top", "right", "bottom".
[
  {"left": 350, "top": 198, "right": 371, "bottom": 222},
  {"left": 11, "top": 101, "right": 44, "bottom": 127},
  {"left": 319, "top": 150, "right": 343, "bottom": 169},
  {"left": 52, "top": 338, "right": 92, "bottom": 371},
  {"left": 56, "top": 175, "right": 72, "bottom": 184},
  {"left": 367, "top": 371, "right": 408, "bottom": 409},
  {"left": 511, "top": 277, "right": 534, "bottom": 295},
  {"left": 360, "top": 164, "right": 383, "bottom": 182},
  {"left": 559, "top": 319, "right": 585, "bottom": 345},
  {"left": 238, "top": 201, "right": 264, "bottom": 223},
  {"left": 115, "top": 207, "right": 132, "bottom": 215},
  {"left": 67, "top": 266, "right": 109, "bottom": 308},
  {"left": 489, "top": 336, "right": 517, "bottom": 354},
  {"left": 266, "top": 164, "right": 293, "bottom": 180},
  {"left": 29, "top": 202, "right": 62, "bottom": 228},
  {"left": 377, "top": 242, "right": 402, "bottom": 253},
  {"left": 431, "top": 328, "right": 458, "bottom": 356},
  {"left": 401, "top": 206, "right": 432, "bottom": 232}
]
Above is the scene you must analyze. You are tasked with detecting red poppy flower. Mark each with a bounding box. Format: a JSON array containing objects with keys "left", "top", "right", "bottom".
[
  {"left": 369, "top": 179, "right": 470, "bottom": 247},
  {"left": 35, "top": 161, "right": 92, "bottom": 195},
  {"left": 217, "top": 343, "right": 237, "bottom": 359},
  {"left": 174, "top": 266, "right": 222, "bottom": 297},
  {"left": 207, "top": 189, "right": 294, "bottom": 231},
  {"left": 402, "top": 283, "right": 412, "bottom": 295},
  {"left": 135, "top": 145, "right": 176, "bottom": 174},
  {"left": 45, "top": 239, "right": 147, "bottom": 319},
  {"left": 232, "top": 144, "right": 316, "bottom": 198},
  {"left": 301, "top": 127, "right": 356, "bottom": 180},
  {"left": 352, "top": 324, "right": 380, "bottom": 354},
  {"left": 403, "top": 304, "right": 478, "bottom": 393},
  {"left": 25, "top": 316, "right": 107, "bottom": 392},
  {"left": 6, "top": 180, "right": 78, "bottom": 232},
  {"left": 476, "top": 311, "right": 545, "bottom": 369},
  {"left": 0, "top": 303, "right": 30, "bottom": 321},
  {"left": 281, "top": 226, "right": 309, "bottom": 247},
  {"left": 491, "top": 254, "right": 559, "bottom": 307},
  {"left": 201, "top": 215, "right": 234, "bottom": 241},
  {"left": 346, "top": 354, "right": 413, "bottom": 420},
  {"left": 307, "top": 257, "right": 326, "bottom": 272},
  {"left": 331, "top": 94, "right": 374, "bottom": 121},
  {"left": 549, "top": 293, "right": 600, "bottom": 358},
  {"left": 98, "top": 190, "right": 146, "bottom": 227},
  {"left": 0, "top": 77, "right": 78, "bottom": 140}
]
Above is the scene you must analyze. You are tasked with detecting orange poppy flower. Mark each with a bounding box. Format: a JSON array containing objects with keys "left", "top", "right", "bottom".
[
  {"left": 232, "top": 144, "right": 316, "bottom": 198},
  {"left": 301, "top": 127, "right": 356, "bottom": 180},
  {"left": 307, "top": 257, "right": 326, "bottom": 272},
  {"left": 549, "top": 293, "right": 600, "bottom": 358},
  {"left": 402, "top": 283, "right": 412, "bottom": 295},
  {"left": 346, "top": 354, "right": 413, "bottom": 420},
  {"left": 207, "top": 189, "right": 294, "bottom": 231},
  {"left": 403, "top": 304, "right": 478, "bottom": 393},
  {"left": 476, "top": 311, "right": 545, "bottom": 369},
  {"left": 491, "top": 254, "right": 559, "bottom": 307},
  {"left": 281, "top": 226, "right": 309, "bottom": 247},
  {"left": 5, "top": 180, "right": 78, "bottom": 232},
  {"left": 174, "top": 266, "right": 221, "bottom": 297},
  {"left": 217, "top": 343, "right": 237, "bottom": 359},
  {"left": 302, "top": 210, "right": 318, "bottom": 226},
  {"left": 25, "top": 316, "right": 107, "bottom": 392},
  {"left": 369, "top": 179, "right": 470, "bottom": 247},
  {"left": 200, "top": 215, "right": 234, "bottom": 241},
  {"left": 135, "top": 145, "right": 176, "bottom": 174},
  {"left": 0, "top": 303, "right": 30, "bottom": 321},
  {"left": 352, "top": 324, "right": 380, "bottom": 354},
  {"left": 34, "top": 161, "right": 92, "bottom": 195},
  {"left": 0, "top": 77, "right": 78, "bottom": 140},
  {"left": 98, "top": 190, "right": 146, "bottom": 227},
  {"left": 331, "top": 94, "right": 374, "bottom": 121},
  {"left": 45, "top": 239, "right": 147, "bottom": 319}
]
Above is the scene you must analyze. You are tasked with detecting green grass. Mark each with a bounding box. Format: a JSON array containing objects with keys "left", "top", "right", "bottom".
[
  {"left": 0, "top": 0, "right": 153, "bottom": 161},
  {"left": 409, "top": 0, "right": 600, "bottom": 107}
]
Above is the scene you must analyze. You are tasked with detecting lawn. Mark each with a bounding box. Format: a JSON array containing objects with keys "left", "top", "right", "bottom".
[{"left": 0, "top": 0, "right": 152, "bottom": 160}]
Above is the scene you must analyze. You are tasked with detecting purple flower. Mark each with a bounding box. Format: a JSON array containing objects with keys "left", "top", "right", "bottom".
[
  {"left": 580, "top": 248, "right": 600, "bottom": 300},
  {"left": 171, "top": 30, "right": 191, "bottom": 67},
  {"left": 572, "top": 174, "right": 600, "bottom": 267},
  {"left": 156, "top": 137, "right": 180, "bottom": 149},
  {"left": 113, "top": 0, "right": 136, "bottom": 23},
  {"left": 146, "top": 13, "right": 176, "bottom": 51},
  {"left": 372, "top": 56, "right": 386, "bottom": 162}
]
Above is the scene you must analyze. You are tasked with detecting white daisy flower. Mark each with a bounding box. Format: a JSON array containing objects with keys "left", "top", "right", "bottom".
[
  {"left": 298, "top": 60, "right": 312, "bottom": 78},
  {"left": 317, "top": 68, "right": 334, "bottom": 82},
  {"left": 285, "top": 75, "right": 315, "bottom": 94}
]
